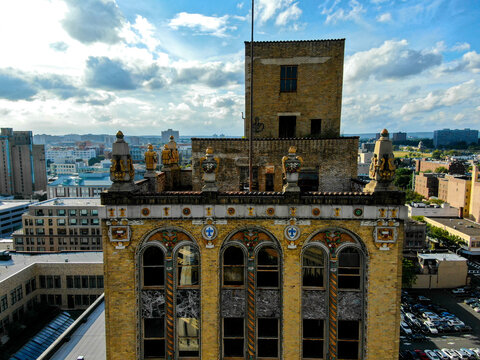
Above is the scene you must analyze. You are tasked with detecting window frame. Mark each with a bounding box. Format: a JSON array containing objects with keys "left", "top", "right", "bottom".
[
  {"left": 280, "top": 65, "right": 298, "bottom": 92},
  {"left": 221, "top": 244, "right": 247, "bottom": 288}
]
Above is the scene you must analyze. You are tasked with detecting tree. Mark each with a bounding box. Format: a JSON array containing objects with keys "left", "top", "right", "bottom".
[
  {"left": 402, "top": 258, "right": 417, "bottom": 288},
  {"left": 432, "top": 150, "right": 442, "bottom": 159},
  {"left": 394, "top": 168, "right": 413, "bottom": 189},
  {"left": 405, "top": 190, "right": 424, "bottom": 203},
  {"left": 434, "top": 166, "right": 448, "bottom": 173}
]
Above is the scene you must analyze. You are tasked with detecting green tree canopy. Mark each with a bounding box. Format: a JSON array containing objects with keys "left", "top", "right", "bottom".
[{"left": 402, "top": 258, "right": 417, "bottom": 288}]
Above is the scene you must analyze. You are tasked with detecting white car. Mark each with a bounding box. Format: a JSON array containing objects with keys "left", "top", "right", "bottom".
[
  {"left": 442, "top": 348, "right": 461, "bottom": 359},
  {"left": 425, "top": 349, "right": 441, "bottom": 360},
  {"left": 424, "top": 321, "right": 438, "bottom": 334},
  {"left": 470, "top": 348, "right": 480, "bottom": 357},
  {"left": 453, "top": 349, "right": 470, "bottom": 359},
  {"left": 400, "top": 321, "right": 412, "bottom": 335},
  {"left": 451, "top": 288, "right": 466, "bottom": 294},
  {"left": 433, "top": 349, "right": 450, "bottom": 360}
]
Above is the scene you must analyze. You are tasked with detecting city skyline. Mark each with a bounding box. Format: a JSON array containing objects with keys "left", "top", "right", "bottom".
[{"left": 0, "top": 0, "right": 479, "bottom": 136}]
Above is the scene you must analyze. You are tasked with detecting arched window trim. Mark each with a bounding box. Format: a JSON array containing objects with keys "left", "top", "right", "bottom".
[
  {"left": 301, "top": 228, "right": 368, "bottom": 360},
  {"left": 220, "top": 242, "right": 248, "bottom": 288},
  {"left": 136, "top": 228, "right": 201, "bottom": 360},
  {"left": 301, "top": 243, "right": 329, "bottom": 290}
]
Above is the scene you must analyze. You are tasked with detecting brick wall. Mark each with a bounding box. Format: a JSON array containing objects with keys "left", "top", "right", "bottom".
[{"left": 191, "top": 137, "right": 358, "bottom": 192}]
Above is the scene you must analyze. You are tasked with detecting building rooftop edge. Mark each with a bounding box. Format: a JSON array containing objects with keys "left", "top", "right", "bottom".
[
  {"left": 244, "top": 39, "right": 345, "bottom": 43},
  {"left": 191, "top": 136, "right": 359, "bottom": 141}
]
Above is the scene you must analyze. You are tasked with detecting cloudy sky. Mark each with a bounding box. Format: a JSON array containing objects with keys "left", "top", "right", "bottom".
[{"left": 0, "top": 0, "right": 479, "bottom": 136}]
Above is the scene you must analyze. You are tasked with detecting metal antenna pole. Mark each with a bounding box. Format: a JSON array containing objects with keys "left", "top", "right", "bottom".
[{"left": 248, "top": 0, "right": 254, "bottom": 191}]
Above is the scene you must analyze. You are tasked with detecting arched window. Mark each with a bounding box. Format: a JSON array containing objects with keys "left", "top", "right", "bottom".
[
  {"left": 220, "top": 230, "right": 282, "bottom": 360},
  {"left": 142, "top": 246, "right": 166, "bottom": 359},
  {"left": 302, "top": 230, "right": 366, "bottom": 360},
  {"left": 140, "top": 230, "right": 201, "bottom": 360},
  {"left": 302, "top": 246, "right": 327, "bottom": 359}
]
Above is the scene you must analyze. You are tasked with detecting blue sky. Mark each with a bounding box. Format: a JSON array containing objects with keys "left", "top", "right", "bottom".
[{"left": 0, "top": 0, "right": 479, "bottom": 136}]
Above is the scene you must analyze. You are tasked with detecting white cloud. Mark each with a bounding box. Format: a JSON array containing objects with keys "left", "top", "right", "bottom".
[
  {"left": 322, "top": 0, "right": 365, "bottom": 24},
  {"left": 451, "top": 42, "right": 470, "bottom": 52},
  {"left": 131, "top": 15, "right": 160, "bottom": 52},
  {"left": 400, "top": 80, "right": 478, "bottom": 115},
  {"left": 237, "top": 2, "right": 244, "bottom": 9},
  {"left": 376, "top": 12, "right": 392, "bottom": 23},
  {"left": 345, "top": 39, "right": 443, "bottom": 82},
  {"left": 168, "top": 12, "right": 234, "bottom": 37},
  {"left": 275, "top": 2, "right": 302, "bottom": 26},
  {"left": 444, "top": 51, "right": 480, "bottom": 73}
]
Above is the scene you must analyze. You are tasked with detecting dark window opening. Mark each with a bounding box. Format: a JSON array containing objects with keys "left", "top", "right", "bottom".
[
  {"left": 311, "top": 119, "right": 322, "bottom": 137},
  {"left": 257, "top": 318, "right": 279, "bottom": 358},
  {"left": 223, "top": 317, "right": 244, "bottom": 357},
  {"left": 302, "top": 247, "right": 325, "bottom": 288},
  {"left": 143, "top": 246, "right": 165, "bottom": 287},
  {"left": 279, "top": 116, "right": 296, "bottom": 138},
  {"left": 223, "top": 246, "right": 245, "bottom": 286},
  {"left": 265, "top": 173, "right": 274, "bottom": 191},
  {"left": 280, "top": 65, "right": 297, "bottom": 92},
  {"left": 303, "top": 319, "right": 324, "bottom": 359},
  {"left": 257, "top": 247, "right": 279, "bottom": 288},
  {"left": 338, "top": 320, "right": 360, "bottom": 359},
  {"left": 239, "top": 166, "right": 258, "bottom": 191},
  {"left": 298, "top": 171, "right": 319, "bottom": 192},
  {"left": 338, "top": 248, "right": 361, "bottom": 290}
]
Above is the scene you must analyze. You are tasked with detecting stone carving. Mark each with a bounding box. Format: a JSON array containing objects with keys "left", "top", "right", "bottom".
[
  {"left": 109, "top": 131, "right": 136, "bottom": 191},
  {"left": 142, "top": 290, "right": 165, "bottom": 318},
  {"left": 200, "top": 147, "right": 220, "bottom": 192},
  {"left": 144, "top": 144, "right": 158, "bottom": 171},
  {"left": 161, "top": 135, "right": 179, "bottom": 166},
  {"left": 282, "top": 146, "right": 303, "bottom": 192},
  {"left": 337, "top": 291, "right": 362, "bottom": 320},
  {"left": 221, "top": 289, "right": 246, "bottom": 318},
  {"left": 302, "top": 290, "right": 327, "bottom": 319},
  {"left": 365, "top": 129, "right": 397, "bottom": 192},
  {"left": 256, "top": 289, "right": 281, "bottom": 318},
  {"left": 176, "top": 290, "right": 200, "bottom": 318}
]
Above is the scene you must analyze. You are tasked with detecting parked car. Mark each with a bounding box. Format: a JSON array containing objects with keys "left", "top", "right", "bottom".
[
  {"left": 447, "top": 320, "right": 465, "bottom": 327},
  {"left": 415, "top": 349, "right": 431, "bottom": 360},
  {"left": 442, "top": 348, "right": 461, "bottom": 359},
  {"left": 470, "top": 348, "right": 480, "bottom": 358},
  {"left": 433, "top": 349, "right": 450, "bottom": 360},
  {"left": 452, "top": 288, "right": 466, "bottom": 294},
  {"left": 425, "top": 349, "right": 442, "bottom": 360},
  {"left": 460, "top": 348, "right": 477, "bottom": 359},
  {"left": 0, "top": 251, "right": 11, "bottom": 261},
  {"left": 424, "top": 321, "right": 438, "bottom": 334},
  {"left": 453, "top": 349, "right": 470, "bottom": 359},
  {"left": 401, "top": 321, "right": 413, "bottom": 335},
  {"left": 411, "top": 333, "right": 427, "bottom": 342}
]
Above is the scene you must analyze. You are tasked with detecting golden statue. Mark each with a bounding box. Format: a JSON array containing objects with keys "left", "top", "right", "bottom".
[
  {"left": 145, "top": 144, "right": 158, "bottom": 171},
  {"left": 161, "top": 136, "right": 179, "bottom": 165}
]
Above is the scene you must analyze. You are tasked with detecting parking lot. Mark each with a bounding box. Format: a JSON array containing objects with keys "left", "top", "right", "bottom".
[{"left": 400, "top": 288, "right": 480, "bottom": 356}]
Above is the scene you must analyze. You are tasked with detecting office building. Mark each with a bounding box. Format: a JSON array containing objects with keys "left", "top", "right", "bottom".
[
  {"left": 0, "top": 128, "right": 47, "bottom": 196},
  {"left": 0, "top": 200, "right": 36, "bottom": 237},
  {"left": 433, "top": 128, "right": 478, "bottom": 148},
  {"left": 12, "top": 198, "right": 101, "bottom": 252}
]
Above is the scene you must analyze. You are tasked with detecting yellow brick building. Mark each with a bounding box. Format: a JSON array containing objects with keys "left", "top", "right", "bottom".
[{"left": 100, "top": 40, "right": 405, "bottom": 360}]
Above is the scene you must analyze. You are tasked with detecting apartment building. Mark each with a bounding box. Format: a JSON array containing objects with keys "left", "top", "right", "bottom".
[
  {"left": 0, "top": 252, "right": 103, "bottom": 337},
  {"left": 12, "top": 198, "right": 101, "bottom": 252},
  {"left": 0, "top": 200, "right": 36, "bottom": 237},
  {"left": 47, "top": 174, "right": 111, "bottom": 199},
  {"left": 0, "top": 128, "right": 47, "bottom": 196}
]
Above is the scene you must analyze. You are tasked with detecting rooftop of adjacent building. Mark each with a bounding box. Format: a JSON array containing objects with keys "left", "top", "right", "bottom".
[
  {"left": 0, "top": 200, "right": 36, "bottom": 211},
  {"left": 417, "top": 253, "right": 467, "bottom": 262},
  {"left": 30, "top": 197, "right": 101, "bottom": 208},
  {"left": 424, "top": 217, "right": 480, "bottom": 237},
  {"left": 0, "top": 251, "right": 103, "bottom": 282},
  {"left": 49, "top": 174, "right": 112, "bottom": 187},
  {"left": 40, "top": 296, "right": 106, "bottom": 360}
]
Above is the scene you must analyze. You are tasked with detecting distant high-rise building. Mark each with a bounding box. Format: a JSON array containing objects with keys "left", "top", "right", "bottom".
[
  {"left": 392, "top": 132, "right": 407, "bottom": 142},
  {"left": 0, "top": 128, "right": 47, "bottom": 197},
  {"left": 433, "top": 128, "right": 478, "bottom": 147},
  {"left": 161, "top": 129, "right": 179, "bottom": 143}
]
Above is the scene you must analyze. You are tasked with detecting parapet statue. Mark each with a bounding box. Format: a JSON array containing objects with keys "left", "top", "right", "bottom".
[
  {"left": 145, "top": 144, "right": 158, "bottom": 171},
  {"left": 161, "top": 135, "right": 179, "bottom": 166},
  {"left": 364, "top": 129, "right": 397, "bottom": 192}
]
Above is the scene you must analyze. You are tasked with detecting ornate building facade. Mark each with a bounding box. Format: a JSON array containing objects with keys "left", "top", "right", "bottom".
[{"left": 100, "top": 40, "right": 406, "bottom": 360}]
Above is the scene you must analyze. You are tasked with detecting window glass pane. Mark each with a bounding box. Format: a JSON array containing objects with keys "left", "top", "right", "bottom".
[
  {"left": 338, "top": 341, "right": 359, "bottom": 359},
  {"left": 303, "top": 319, "right": 324, "bottom": 338},
  {"left": 303, "top": 340, "right": 323, "bottom": 358},
  {"left": 177, "top": 246, "right": 199, "bottom": 266},
  {"left": 339, "top": 248, "right": 360, "bottom": 267},
  {"left": 258, "top": 247, "right": 278, "bottom": 265},
  {"left": 144, "top": 339, "right": 165, "bottom": 358},
  {"left": 145, "top": 318, "right": 164, "bottom": 338},
  {"left": 178, "top": 266, "right": 199, "bottom": 286},
  {"left": 224, "top": 267, "right": 244, "bottom": 286},
  {"left": 338, "top": 321, "right": 359, "bottom": 340},
  {"left": 224, "top": 246, "right": 244, "bottom": 265},
  {"left": 257, "top": 339, "right": 278, "bottom": 357},
  {"left": 258, "top": 318, "right": 278, "bottom": 338},
  {"left": 338, "top": 276, "right": 360, "bottom": 289},
  {"left": 224, "top": 318, "right": 244, "bottom": 337},
  {"left": 144, "top": 267, "right": 165, "bottom": 287},
  {"left": 144, "top": 247, "right": 164, "bottom": 266},
  {"left": 179, "top": 338, "right": 199, "bottom": 356},
  {"left": 303, "top": 268, "right": 324, "bottom": 287},
  {"left": 303, "top": 247, "right": 324, "bottom": 266},
  {"left": 224, "top": 339, "right": 244, "bottom": 357}
]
